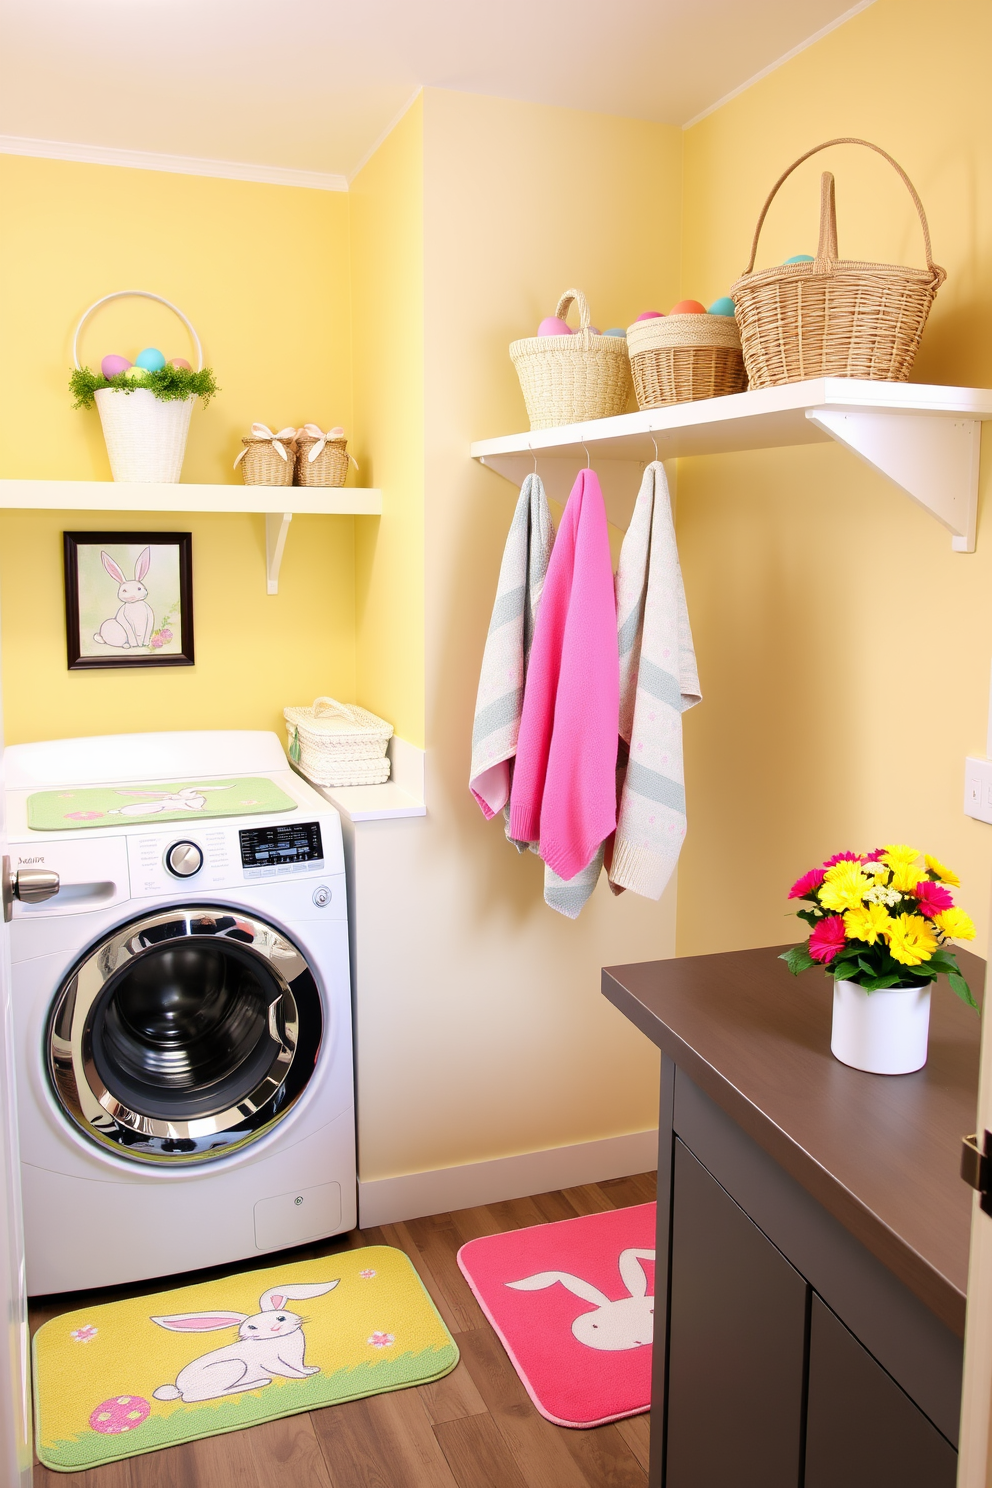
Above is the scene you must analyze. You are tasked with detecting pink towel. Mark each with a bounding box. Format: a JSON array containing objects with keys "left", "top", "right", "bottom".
[{"left": 508, "top": 469, "right": 619, "bottom": 881}]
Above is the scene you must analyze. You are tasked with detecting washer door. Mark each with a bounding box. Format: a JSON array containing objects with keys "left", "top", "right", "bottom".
[{"left": 48, "top": 907, "right": 323, "bottom": 1165}]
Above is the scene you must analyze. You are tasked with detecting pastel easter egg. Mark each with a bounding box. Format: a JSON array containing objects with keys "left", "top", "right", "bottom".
[
  {"left": 603, "top": 328, "right": 627, "bottom": 337},
  {"left": 134, "top": 347, "right": 166, "bottom": 371},
  {"left": 587, "top": 326, "right": 601, "bottom": 335},
  {"left": 784, "top": 254, "right": 814, "bottom": 264},
  {"left": 89, "top": 1396, "right": 150, "bottom": 1435},
  {"left": 101, "top": 354, "right": 132, "bottom": 379},
  {"left": 124, "top": 365, "right": 149, "bottom": 383},
  {"left": 538, "top": 316, "right": 573, "bottom": 336},
  {"left": 168, "top": 357, "right": 192, "bottom": 370},
  {"left": 707, "top": 297, "right": 736, "bottom": 316},
  {"left": 635, "top": 310, "right": 663, "bottom": 321},
  {"left": 670, "top": 299, "right": 706, "bottom": 314}
]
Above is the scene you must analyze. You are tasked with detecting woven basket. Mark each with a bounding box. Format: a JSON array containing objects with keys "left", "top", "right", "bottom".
[
  {"left": 731, "top": 138, "right": 945, "bottom": 388},
  {"left": 236, "top": 427, "right": 296, "bottom": 486},
  {"left": 627, "top": 314, "right": 745, "bottom": 408},
  {"left": 284, "top": 696, "right": 393, "bottom": 787},
  {"left": 295, "top": 433, "right": 350, "bottom": 488},
  {"left": 74, "top": 290, "right": 202, "bottom": 483},
  {"left": 510, "top": 290, "right": 631, "bottom": 430}
]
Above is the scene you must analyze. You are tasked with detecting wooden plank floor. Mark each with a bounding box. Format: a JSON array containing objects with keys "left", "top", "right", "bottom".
[{"left": 29, "top": 1171, "right": 656, "bottom": 1488}]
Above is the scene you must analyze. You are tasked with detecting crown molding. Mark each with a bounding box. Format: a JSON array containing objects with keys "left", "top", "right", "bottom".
[
  {"left": 682, "top": 0, "right": 878, "bottom": 129},
  {"left": 0, "top": 135, "right": 348, "bottom": 191},
  {"left": 346, "top": 88, "right": 423, "bottom": 183}
]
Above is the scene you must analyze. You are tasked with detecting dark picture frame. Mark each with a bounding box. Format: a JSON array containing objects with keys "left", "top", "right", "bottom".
[{"left": 63, "top": 531, "right": 194, "bottom": 670}]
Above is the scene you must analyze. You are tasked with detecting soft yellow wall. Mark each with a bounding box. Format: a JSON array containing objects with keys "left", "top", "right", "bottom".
[
  {"left": 677, "top": 0, "right": 992, "bottom": 955},
  {"left": 350, "top": 99, "right": 426, "bottom": 748},
  {"left": 0, "top": 156, "right": 356, "bottom": 743},
  {"left": 349, "top": 91, "right": 684, "bottom": 1186}
]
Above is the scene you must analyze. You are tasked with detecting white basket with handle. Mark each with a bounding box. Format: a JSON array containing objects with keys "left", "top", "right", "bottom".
[
  {"left": 74, "top": 290, "right": 203, "bottom": 482},
  {"left": 284, "top": 697, "right": 394, "bottom": 787}
]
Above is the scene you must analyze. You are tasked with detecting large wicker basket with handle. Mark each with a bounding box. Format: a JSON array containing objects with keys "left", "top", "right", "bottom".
[
  {"left": 731, "top": 138, "right": 945, "bottom": 388},
  {"left": 284, "top": 696, "right": 393, "bottom": 787},
  {"left": 627, "top": 313, "right": 745, "bottom": 408},
  {"left": 510, "top": 289, "right": 631, "bottom": 430}
]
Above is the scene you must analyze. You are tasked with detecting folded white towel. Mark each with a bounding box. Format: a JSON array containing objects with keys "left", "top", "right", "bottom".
[
  {"left": 470, "top": 474, "right": 554, "bottom": 818},
  {"left": 609, "top": 462, "right": 701, "bottom": 899}
]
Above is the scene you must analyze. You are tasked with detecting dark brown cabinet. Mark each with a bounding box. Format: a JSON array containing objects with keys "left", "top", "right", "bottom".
[
  {"left": 805, "top": 1296, "right": 957, "bottom": 1488},
  {"left": 667, "top": 1141, "right": 807, "bottom": 1487}
]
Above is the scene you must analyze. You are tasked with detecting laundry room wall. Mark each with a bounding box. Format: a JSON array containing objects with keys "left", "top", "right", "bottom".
[
  {"left": 672, "top": 0, "right": 992, "bottom": 958},
  {"left": 348, "top": 89, "right": 687, "bottom": 1212},
  {"left": 0, "top": 154, "right": 357, "bottom": 744}
]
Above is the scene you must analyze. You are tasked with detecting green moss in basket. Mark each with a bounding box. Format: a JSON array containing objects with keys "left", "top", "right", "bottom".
[{"left": 69, "top": 363, "right": 219, "bottom": 410}]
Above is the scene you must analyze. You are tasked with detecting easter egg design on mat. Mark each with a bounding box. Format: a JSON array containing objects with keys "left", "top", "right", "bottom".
[
  {"left": 707, "top": 296, "right": 736, "bottom": 316},
  {"left": 670, "top": 299, "right": 706, "bottom": 314},
  {"left": 89, "top": 1396, "right": 150, "bottom": 1435},
  {"left": 538, "top": 316, "right": 573, "bottom": 336},
  {"left": 101, "top": 354, "right": 131, "bottom": 378},
  {"left": 134, "top": 347, "right": 166, "bottom": 371}
]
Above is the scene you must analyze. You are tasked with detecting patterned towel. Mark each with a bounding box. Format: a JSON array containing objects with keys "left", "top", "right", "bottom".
[
  {"left": 609, "top": 462, "right": 701, "bottom": 899},
  {"left": 470, "top": 474, "right": 555, "bottom": 818}
]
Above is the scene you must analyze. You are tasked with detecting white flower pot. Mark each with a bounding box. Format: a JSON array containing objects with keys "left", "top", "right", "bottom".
[
  {"left": 830, "top": 977, "right": 931, "bottom": 1075},
  {"left": 94, "top": 387, "right": 195, "bottom": 482}
]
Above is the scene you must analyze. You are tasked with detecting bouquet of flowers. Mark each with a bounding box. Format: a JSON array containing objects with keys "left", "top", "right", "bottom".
[{"left": 781, "top": 845, "right": 978, "bottom": 1009}]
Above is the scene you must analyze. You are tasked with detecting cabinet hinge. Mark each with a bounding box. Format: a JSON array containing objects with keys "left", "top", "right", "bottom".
[{"left": 962, "top": 1132, "right": 992, "bottom": 1215}]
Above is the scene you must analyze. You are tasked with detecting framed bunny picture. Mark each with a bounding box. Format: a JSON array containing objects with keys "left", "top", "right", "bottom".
[{"left": 63, "top": 531, "right": 194, "bottom": 670}]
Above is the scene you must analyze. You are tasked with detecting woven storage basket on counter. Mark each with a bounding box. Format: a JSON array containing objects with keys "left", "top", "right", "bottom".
[
  {"left": 627, "top": 313, "right": 745, "bottom": 408},
  {"left": 284, "top": 696, "right": 393, "bottom": 788},
  {"left": 294, "top": 426, "right": 352, "bottom": 488},
  {"left": 235, "top": 425, "right": 296, "bottom": 486},
  {"left": 731, "top": 137, "right": 945, "bottom": 389},
  {"left": 510, "top": 289, "right": 631, "bottom": 430}
]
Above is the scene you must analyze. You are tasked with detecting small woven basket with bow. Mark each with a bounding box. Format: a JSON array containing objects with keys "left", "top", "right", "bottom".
[
  {"left": 234, "top": 424, "right": 297, "bottom": 486},
  {"left": 293, "top": 425, "right": 357, "bottom": 487}
]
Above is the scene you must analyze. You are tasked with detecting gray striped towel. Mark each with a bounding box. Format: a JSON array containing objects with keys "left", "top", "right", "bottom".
[{"left": 608, "top": 461, "right": 701, "bottom": 899}]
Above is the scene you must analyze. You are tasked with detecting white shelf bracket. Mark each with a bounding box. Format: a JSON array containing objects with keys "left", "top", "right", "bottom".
[
  {"left": 806, "top": 409, "right": 981, "bottom": 553},
  {"left": 265, "top": 512, "right": 293, "bottom": 594}
]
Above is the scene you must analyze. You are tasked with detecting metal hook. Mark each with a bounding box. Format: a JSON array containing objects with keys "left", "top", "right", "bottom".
[
  {"left": 581, "top": 444, "right": 591, "bottom": 469},
  {"left": 651, "top": 437, "right": 659, "bottom": 462},
  {"left": 528, "top": 443, "right": 538, "bottom": 474}
]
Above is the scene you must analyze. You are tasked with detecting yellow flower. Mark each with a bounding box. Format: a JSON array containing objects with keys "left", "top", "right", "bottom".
[
  {"left": 819, "top": 860, "right": 871, "bottom": 913},
  {"left": 887, "top": 913, "right": 937, "bottom": 967},
  {"left": 844, "top": 903, "right": 893, "bottom": 945},
  {"left": 882, "top": 843, "right": 920, "bottom": 868},
  {"left": 861, "top": 860, "right": 891, "bottom": 885},
  {"left": 934, "top": 907, "right": 976, "bottom": 942},
  {"left": 925, "top": 854, "right": 960, "bottom": 887},
  {"left": 890, "top": 859, "right": 924, "bottom": 893}
]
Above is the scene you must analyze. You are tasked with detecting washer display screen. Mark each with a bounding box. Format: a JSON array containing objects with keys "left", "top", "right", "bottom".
[{"left": 240, "top": 821, "right": 323, "bottom": 870}]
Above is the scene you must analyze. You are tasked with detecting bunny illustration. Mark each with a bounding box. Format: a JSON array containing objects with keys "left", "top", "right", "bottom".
[
  {"left": 109, "top": 786, "right": 230, "bottom": 817},
  {"left": 506, "top": 1248, "right": 655, "bottom": 1351},
  {"left": 93, "top": 548, "right": 154, "bottom": 649},
  {"left": 151, "top": 1281, "right": 338, "bottom": 1403}
]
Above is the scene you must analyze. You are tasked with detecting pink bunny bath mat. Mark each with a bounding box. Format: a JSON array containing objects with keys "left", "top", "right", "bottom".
[
  {"left": 457, "top": 1202, "right": 656, "bottom": 1428},
  {"left": 33, "top": 1249, "right": 457, "bottom": 1472}
]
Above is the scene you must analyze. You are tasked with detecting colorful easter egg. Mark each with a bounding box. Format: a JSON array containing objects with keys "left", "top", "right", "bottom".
[
  {"left": 134, "top": 347, "right": 166, "bottom": 371},
  {"left": 124, "top": 365, "right": 149, "bottom": 383},
  {"left": 670, "top": 299, "right": 706, "bottom": 314},
  {"left": 707, "top": 297, "right": 736, "bottom": 316},
  {"left": 635, "top": 311, "right": 663, "bottom": 321},
  {"left": 89, "top": 1396, "right": 150, "bottom": 1435},
  {"left": 101, "top": 354, "right": 132, "bottom": 378},
  {"left": 603, "top": 328, "right": 627, "bottom": 337},
  {"left": 168, "top": 357, "right": 193, "bottom": 370},
  {"left": 538, "top": 316, "right": 573, "bottom": 336},
  {"left": 587, "top": 326, "right": 601, "bottom": 335},
  {"left": 783, "top": 254, "right": 814, "bottom": 264}
]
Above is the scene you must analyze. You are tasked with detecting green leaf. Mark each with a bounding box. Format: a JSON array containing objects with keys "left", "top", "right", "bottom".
[
  {"left": 780, "top": 946, "right": 816, "bottom": 976},
  {"left": 831, "top": 960, "right": 861, "bottom": 982},
  {"left": 948, "top": 971, "right": 980, "bottom": 1012},
  {"left": 69, "top": 363, "right": 220, "bottom": 410}
]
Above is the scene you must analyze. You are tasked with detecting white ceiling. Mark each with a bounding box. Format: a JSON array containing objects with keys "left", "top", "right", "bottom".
[{"left": 0, "top": 0, "right": 870, "bottom": 181}]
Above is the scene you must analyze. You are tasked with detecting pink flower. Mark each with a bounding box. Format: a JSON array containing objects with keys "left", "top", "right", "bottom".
[
  {"left": 788, "top": 867, "right": 825, "bottom": 899},
  {"left": 150, "top": 636, "right": 164, "bottom": 649},
  {"left": 368, "top": 1331, "right": 394, "bottom": 1348},
  {"left": 808, "top": 915, "right": 847, "bottom": 963},
  {"left": 359, "top": 1269, "right": 377, "bottom": 1280},
  {"left": 66, "top": 811, "right": 103, "bottom": 821},
  {"left": 71, "top": 1325, "right": 98, "bottom": 1342},
  {"left": 914, "top": 880, "right": 954, "bottom": 918},
  {"left": 823, "top": 851, "right": 861, "bottom": 868},
  {"left": 159, "top": 628, "right": 173, "bottom": 641}
]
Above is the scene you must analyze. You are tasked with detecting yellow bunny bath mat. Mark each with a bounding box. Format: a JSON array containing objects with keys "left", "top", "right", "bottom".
[{"left": 34, "top": 1248, "right": 458, "bottom": 1472}]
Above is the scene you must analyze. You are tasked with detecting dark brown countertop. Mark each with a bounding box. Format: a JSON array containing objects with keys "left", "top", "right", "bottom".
[{"left": 603, "top": 944, "right": 985, "bottom": 1336}]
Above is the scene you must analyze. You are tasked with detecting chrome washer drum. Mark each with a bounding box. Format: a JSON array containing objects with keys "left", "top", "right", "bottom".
[{"left": 48, "top": 906, "right": 323, "bottom": 1166}]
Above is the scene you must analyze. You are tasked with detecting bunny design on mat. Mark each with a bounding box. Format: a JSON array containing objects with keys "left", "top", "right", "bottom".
[
  {"left": 151, "top": 1282, "right": 339, "bottom": 1403},
  {"left": 109, "top": 786, "right": 230, "bottom": 817},
  {"left": 506, "top": 1248, "right": 655, "bottom": 1352},
  {"left": 93, "top": 548, "right": 154, "bottom": 649}
]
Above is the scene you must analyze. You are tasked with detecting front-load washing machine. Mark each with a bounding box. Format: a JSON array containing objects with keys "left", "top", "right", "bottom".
[{"left": 4, "top": 729, "right": 356, "bottom": 1295}]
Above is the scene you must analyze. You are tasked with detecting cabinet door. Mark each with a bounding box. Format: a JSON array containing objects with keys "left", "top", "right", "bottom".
[
  {"left": 805, "top": 1296, "right": 956, "bottom": 1488},
  {"left": 666, "top": 1140, "right": 807, "bottom": 1488}
]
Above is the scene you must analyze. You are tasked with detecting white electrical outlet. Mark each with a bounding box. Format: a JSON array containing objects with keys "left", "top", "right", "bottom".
[{"left": 964, "top": 757, "right": 992, "bottom": 824}]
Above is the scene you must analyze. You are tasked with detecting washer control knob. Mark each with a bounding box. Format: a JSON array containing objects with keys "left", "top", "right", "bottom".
[
  {"left": 312, "top": 885, "right": 331, "bottom": 907},
  {"left": 166, "top": 841, "right": 203, "bottom": 878}
]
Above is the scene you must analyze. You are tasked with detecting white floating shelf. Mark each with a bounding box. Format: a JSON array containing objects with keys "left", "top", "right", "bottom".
[
  {"left": 471, "top": 379, "right": 992, "bottom": 551},
  {"left": 0, "top": 479, "right": 383, "bottom": 592}
]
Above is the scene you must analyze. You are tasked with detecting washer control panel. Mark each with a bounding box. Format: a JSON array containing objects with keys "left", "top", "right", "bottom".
[
  {"left": 165, "top": 840, "right": 204, "bottom": 878},
  {"left": 240, "top": 822, "right": 323, "bottom": 879},
  {"left": 126, "top": 818, "right": 328, "bottom": 897}
]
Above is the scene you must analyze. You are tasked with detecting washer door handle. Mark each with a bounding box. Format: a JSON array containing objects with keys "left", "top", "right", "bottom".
[
  {"left": 2, "top": 858, "right": 60, "bottom": 920},
  {"left": 267, "top": 994, "right": 288, "bottom": 1052}
]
